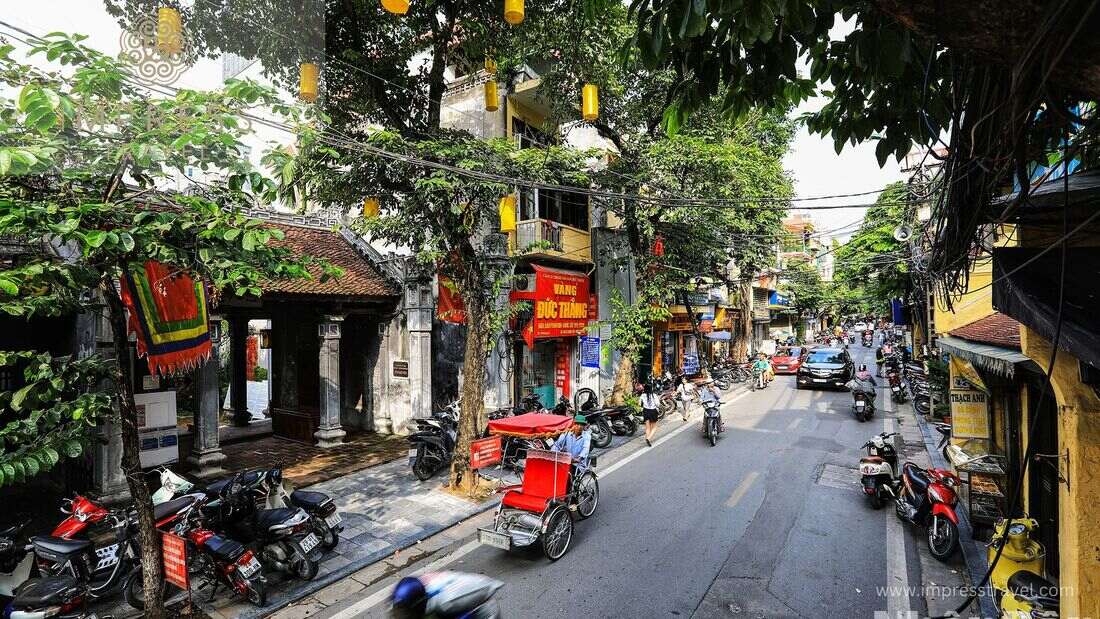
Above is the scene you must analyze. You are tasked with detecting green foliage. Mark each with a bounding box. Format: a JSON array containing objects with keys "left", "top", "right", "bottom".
[
  {"left": 251, "top": 366, "right": 268, "bottom": 382},
  {"left": 832, "top": 182, "right": 911, "bottom": 315},
  {"left": 780, "top": 256, "right": 826, "bottom": 317},
  {"left": 0, "top": 351, "right": 112, "bottom": 485}
]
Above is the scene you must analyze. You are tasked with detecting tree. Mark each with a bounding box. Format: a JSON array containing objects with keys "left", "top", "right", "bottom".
[
  {"left": 780, "top": 256, "right": 826, "bottom": 335},
  {"left": 833, "top": 182, "right": 911, "bottom": 315},
  {"left": 0, "top": 34, "right": 334, "bottom": 616}
]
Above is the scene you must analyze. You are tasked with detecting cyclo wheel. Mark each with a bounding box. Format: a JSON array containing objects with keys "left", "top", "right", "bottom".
[
  {"left": 574, "top": 472, "right": 599, "bottom": 519},
  {"left": 541, "top": 506, "right": 574, "bottom": 561}
]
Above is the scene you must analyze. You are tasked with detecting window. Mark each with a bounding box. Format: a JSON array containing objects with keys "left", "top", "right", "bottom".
[
  {"left": 512, "top": 117, "right": 552, "bottom": 150},
  {"left": 518, "top": 187, "right": 537, "bottom": 221},
  {"left": 807, "top": 351, "right": 846, "bottom": 364},
  {"left": 538, "top": 189, "right": 589, "bottom": 230}
]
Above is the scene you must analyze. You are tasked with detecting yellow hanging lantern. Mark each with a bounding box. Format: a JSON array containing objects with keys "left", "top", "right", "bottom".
[
  {"left": 484, "top": 58, "right": 497, "bottom": 74},
  {"left": 499, "top": 194, "right": 516, "bottom": 232},
  {"left": 299, "top": 62, "right": 319, "bottom": 102},
  {"left": 381, "top": 0, "right": 410, "bottom": 15},
  {"left": 504, "top": 0, "right": 524, "bottom": 25},
  {"left": 363, "top": 196, "right": 380, "bottom": 219},
  {"left": 484, "top": 81, "right": 499, "bottom": 112},
  {"left": 157, "top": 7, "right": 183, "bottom": 55},
  {"left": 582, "top": 83, "right": 599, "bottom": 122}
]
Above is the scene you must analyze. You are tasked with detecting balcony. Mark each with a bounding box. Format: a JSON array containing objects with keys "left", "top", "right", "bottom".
[{"left": 512, "top": 219, "right": 592, "bottom": 265}]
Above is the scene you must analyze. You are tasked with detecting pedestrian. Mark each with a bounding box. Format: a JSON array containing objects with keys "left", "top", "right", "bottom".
[
  {"left": 640, "top": 383, "right": 660, "bottom": 446},
  {"left": 674, "top": 375, "right": 695, "bottom": 421},
  {"left": 875, "top": 345, "right": 885, "bottom": 378}
]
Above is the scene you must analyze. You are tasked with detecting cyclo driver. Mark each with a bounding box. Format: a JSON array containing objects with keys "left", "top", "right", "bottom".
[{"left": 551, "top": 414, "right": 592, "bottom": 495}]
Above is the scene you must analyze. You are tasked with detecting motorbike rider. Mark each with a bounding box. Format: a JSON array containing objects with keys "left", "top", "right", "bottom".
[
  {"left": 698, "top": 381, "right": 724, "bottom": 432},
  {"left": 848, "top": 365, "right": 878, "bottom": 403},
  {"left": 551, "top": 414, "right": 591, "bottom": 473},
  {"left": 391, "top": 572, "right": 503, "bottom": 618},
  {"left": 751, "top": 353, "right": 771, "bottom": 387}
]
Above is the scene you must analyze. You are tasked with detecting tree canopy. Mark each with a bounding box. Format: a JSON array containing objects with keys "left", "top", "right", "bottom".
[{"left": 832, "top": 181, "right": 910, "bottom": 315}]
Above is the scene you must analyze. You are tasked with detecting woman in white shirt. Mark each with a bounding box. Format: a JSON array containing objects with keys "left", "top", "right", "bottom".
[
  {"left": 674, "top": 375, "right": 695, "bottom": 421},
  {"left": 640, "top": 383, "right": 661, "bottom": 446}
]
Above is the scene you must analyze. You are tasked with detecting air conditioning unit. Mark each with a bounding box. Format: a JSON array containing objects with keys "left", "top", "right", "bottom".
[{"left": 513, "top": 273, "right": 535, "bottom": 292}]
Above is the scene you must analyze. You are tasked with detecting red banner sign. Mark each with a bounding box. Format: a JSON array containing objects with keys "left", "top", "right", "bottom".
[
  {"left": 513, "top": 266, "right": 590, "bottom": 346},
  {"left": 162, "top": 532, "right": 188, "bottom": 591},
  {"left": 470, "top": 436, "right": 502, "bottom": 470}
]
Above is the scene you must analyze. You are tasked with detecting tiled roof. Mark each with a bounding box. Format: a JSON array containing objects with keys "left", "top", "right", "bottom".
[
  {"left": 263, "top": 223, "right": 398, "bottom": 299},
  {"left": 948, "top": 312, "right": 1022, "bottom": 349}
]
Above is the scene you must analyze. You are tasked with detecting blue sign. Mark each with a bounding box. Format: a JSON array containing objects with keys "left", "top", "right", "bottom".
[
  {"left": 683, "top": 354, "right": 700, "bottom": 374},
  {"left": 580, "top": 336, "right": 600, "bottom": 369},
  {"left": 768, "top": 291, "right": 791, "bottom": 307}
]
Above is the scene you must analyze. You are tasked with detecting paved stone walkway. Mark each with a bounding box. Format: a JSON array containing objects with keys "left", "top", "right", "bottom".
[{"left": 216, "top": 432, "right": 409, "bottom": 488}]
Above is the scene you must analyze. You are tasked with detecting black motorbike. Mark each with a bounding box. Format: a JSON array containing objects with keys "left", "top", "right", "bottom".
[
  {"left": 204, "top": 469, "right": 342, "bottom": 552},
  {"left": 4, "top": 574, "right": 95, "bottom": 619},
  {"left": 408, "top": 403, "right": 459, "bottom": 481},
  {"left": 601, "top": 406, "right": 637, "bottom": 436},
  {"left": 202, "top": 472, "right": 323, "bottom": 582},
  {"left": 862, "top": 334, "right": 873, "bottom": 347},
  {"left": 549, "top": 396, "right": 612, "bottom": 448},
  {"left": 702, "top": 401, "right": 722, "bottom": 447}
]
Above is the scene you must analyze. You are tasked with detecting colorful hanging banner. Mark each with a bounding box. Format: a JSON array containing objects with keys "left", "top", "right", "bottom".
[{"left": 120, "top": 261, "right": 212, "bottom": 376}]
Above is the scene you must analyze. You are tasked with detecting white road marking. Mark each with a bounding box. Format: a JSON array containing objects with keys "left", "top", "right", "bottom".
[
  {"left": 331, "top": 389, "right": 757, "bottom": 617},
  {"left": 787, "top": 417, "right": 802, "bottom": 430},
  {"left": 883, "top": 394, "right": 912, "bottom": 616},
  {"left": 725, "top": 471, "right": 760, "bottom": 508}
]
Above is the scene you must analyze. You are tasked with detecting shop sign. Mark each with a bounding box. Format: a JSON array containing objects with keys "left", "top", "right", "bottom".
[
  {"left": 768, "top": 290, "right": 791, "bottom": 308},
  {"left": 392, "top": 360, "right": 409, "bottom": 378},
  {"left": 950, "top": 357, "right": 989, "bottom": 392},
  {"left": 580, "top": 336, "right": 600, "bottom": 369},
  {"left": 665, "top": 314, "right": 696, "bottom": 331},
  {"left": 470, "top": 436, "right": 502, "bottom": 469},
  {"left": 515, "top": 266, "right": 590, "bottom": 345},
  {"left": 950, "top": 389, "right": 990, "bottom": 439},
  {"left": 162, "top": 532, "right": 188, "bottom": 591},
  {"left": 683, "top": 354, "right": 700, "bottom": 374},
  {"left": 555, "top": 340, "right": 571, "bottom": 397}
]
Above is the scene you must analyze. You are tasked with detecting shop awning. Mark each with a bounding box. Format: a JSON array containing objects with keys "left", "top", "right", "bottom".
[
  {"left": 705, "top": 331, "right": 732, "bottom": 341},
  {"left": 937, "top": 336, "right": 1040, "bottom": 379}
]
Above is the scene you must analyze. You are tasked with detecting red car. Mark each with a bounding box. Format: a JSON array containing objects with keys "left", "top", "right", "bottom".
[{"left": 770, "top": 346, "right": 807, "bottom": 375}]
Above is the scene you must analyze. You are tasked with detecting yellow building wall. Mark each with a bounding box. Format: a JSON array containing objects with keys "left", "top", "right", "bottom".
[
  {"left": 934, "top": 258, "right": 994, "bottom": 335},
  {"left": 1020, "top": 327, "right": 1100, "bottom": 619}
]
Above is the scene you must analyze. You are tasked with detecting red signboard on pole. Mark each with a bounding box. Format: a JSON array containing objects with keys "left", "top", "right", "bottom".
[
  {"left": 162, "top": 532, "right": 189, "bottom": 591},
  {"left": 469, "top": 436, "right": 502, "bottom": 470}
]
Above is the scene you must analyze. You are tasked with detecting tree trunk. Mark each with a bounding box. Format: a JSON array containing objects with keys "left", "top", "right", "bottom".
[
  {"left": 449, "top": 296, "right": 490, "bottom": 492},
  {"left": 102, "top": 283, "right": 166, "bottom": 618},
  {"left": 607, "top": 343, "right": 637, "bottom": 406},
  {"left": 731, "top": 280, "right": 752, "bottom": 363}
]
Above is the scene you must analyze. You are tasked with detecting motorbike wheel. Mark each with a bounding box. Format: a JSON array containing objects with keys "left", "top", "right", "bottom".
[
  {"left": 412, "top": 445, "right": 437, "bottom": 481},
  {"left": 574, "top": 472, "right": 599, "bottom": 519},
  {"left": 927, "top": 515, "right": 960, "bottom": 561},
  {"left": 236, "top": 573, "right": 268, "bottom": 607},
  {"left": 123, "top": 569, "right": 146, "bottom": 610},
  {"left": 541, "top": 507, "right": 573, "bottom": 561},
  {"left": 659, "top": 397, "right": 675, "bottom": 420},
  {"left": 869, "top": 490, "right": 884, "bottom": 510},
  {"left": 590, "top": 419, "right": 613, "bottom": 449},
  {"left": 619, "top": 415, "right": 637, "bottom": 437},
  {"left": 708, "top": 418, "right": 718, "bottom": 447},
  {"left": 316, "top": 520, "right": 339, "bottom": 551},
  {"left": 295, "top": 552, "right": 319, "bottom": 581}
]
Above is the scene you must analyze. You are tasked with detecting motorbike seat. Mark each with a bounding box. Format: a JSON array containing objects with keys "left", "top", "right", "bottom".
[
  {"left": 902, "top": 464, "right": 930, "bottom": 493},
  {"left": 860, "top": 456, "right": 884, "bottom": 464},
  {"left": 30, "top": 536, "right": 91, "bottom": 561},
  {"left": 11, "top": 574, "right": 81, "bottom": 608},
  {"left": 290, "top": 490, "right": 334, "bottom": 513},
  {"left": 153, "top": 495, "right": 197, "bottom": 522},
  {"left": 0, "top": 518, "right": 28, "bottom": 537},
  {"left": 201, "top": 533, "right": 246, "bottom": 562},
  {"left": 1007, "top": 570, "right": 1059, "bottom": 608},
  {"left": 255, "top": 507, "right": 301, "bottom": 530}
]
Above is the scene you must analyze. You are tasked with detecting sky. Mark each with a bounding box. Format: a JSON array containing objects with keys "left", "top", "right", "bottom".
[{"left": 4, "top": 2, "right": 907, "bottom": 243}]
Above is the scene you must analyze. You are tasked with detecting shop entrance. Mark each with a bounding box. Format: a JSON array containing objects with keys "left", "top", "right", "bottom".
[
  {"left": 516, "top": 339, "right": 572, "bottom": 409},
  {"left": 1027, "top": 382, "right": 1060, "bottom": 578}
]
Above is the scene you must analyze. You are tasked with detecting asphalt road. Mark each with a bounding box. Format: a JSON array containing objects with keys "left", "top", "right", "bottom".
[{"left": 323, "top": 345, "right": 925, "bottom": 619}]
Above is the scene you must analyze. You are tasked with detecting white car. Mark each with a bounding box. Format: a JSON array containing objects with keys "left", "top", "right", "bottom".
[{"left": 854, "top": 322, "right": 867, "bottom": 332}]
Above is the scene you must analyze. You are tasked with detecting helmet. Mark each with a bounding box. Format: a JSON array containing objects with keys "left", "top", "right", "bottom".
[
  {"left": 859, "top": 364, "right": 867, "bottom": 372},
  {"left": 391, "top": 577, "right": 428, "bottom": 618}
]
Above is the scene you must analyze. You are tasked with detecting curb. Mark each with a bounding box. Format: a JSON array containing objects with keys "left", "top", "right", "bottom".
[{"left": 911, "top": 406, "right": 998, "bottom": 619}]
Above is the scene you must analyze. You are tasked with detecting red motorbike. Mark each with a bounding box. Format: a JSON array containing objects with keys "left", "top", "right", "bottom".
[{"left": 895, "top": 462, "right": 962, "bottom": 561}]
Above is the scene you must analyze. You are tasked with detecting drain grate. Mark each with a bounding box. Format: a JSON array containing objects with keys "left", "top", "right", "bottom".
[{"left": 816, "top": 463, "right": 861, "bottom": 492}]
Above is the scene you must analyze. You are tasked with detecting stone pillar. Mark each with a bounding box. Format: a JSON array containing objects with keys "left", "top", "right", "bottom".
[
  {"left": 188, "top": 319, "right": 226, "bottom": 477},
  {"left": 228, "top": 315, "right": 250, "bottom": 427},
  {"left": 482, "top": 233, "right": 513, "bottom": 413},
  {"left": 404, "top": 260, "right": 434, "bottom": 422},
  {"left": 81, "top": 302, "right": 129, "bottom": 503},
  {"left": 314, "top": 316, "right": 346, "bottom": 448}
]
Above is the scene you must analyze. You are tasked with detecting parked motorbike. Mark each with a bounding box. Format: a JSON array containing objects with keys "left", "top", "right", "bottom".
[
  {"left": 580, "top": 410, "right": 613, "bottom": 449},
  {"left": 202, "top": 472, "right": 323, "bottom": 581},
  {"left": 895, "top": 462, "right": 962, "bottom": 561},
  {"left": 859, "top": 432, "right": 899, "bottom": 509},
  {"left": 999, "top": 570, "right": 1059, "bottom": 618},
  {"left": 602, "top": 406, "right": 637, "bottom": 437},
  {"left": 28, "top": 511, "right": 138, "bottom": 603},
  {"left": 986, "top": 518, "right": 1047, "bottom": 612},
  {"left": 702, "top": 401, "right": 722, "bottom": 447},
  {"left": 408, "top": 403, "right": 459, "bottom": 481},
  {"left": 124, "top": 500, "right": 267, "bottom": 610},
  {"left": 0, "top": 520, "right": 34, "bottom": 599},
  {"left": 4, "top": 573, "right": 95, "bottom": 619},
  {"left": 886, "top": 367, "right": 908, "bottom": 403}
]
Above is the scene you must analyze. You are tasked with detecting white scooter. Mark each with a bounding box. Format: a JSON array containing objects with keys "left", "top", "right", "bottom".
[{"left": 859, "top": 432, "right": 900, "bottom": 509}]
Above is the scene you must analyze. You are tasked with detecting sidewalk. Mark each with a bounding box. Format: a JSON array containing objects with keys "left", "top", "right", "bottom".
[{"left": 893, "top": 390, "right": 995, "bottom": 618}]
